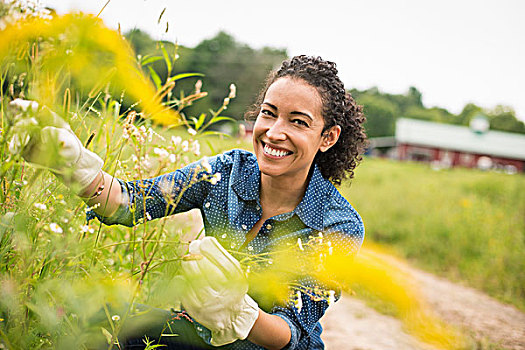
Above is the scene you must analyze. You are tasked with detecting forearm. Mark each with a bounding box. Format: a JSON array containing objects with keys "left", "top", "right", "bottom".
[
  {"left": 247, "top": 310, "right": 291, "bottom": 350},
  {"left": 80, "top": 171, "right": 123, "bottom": 217}
]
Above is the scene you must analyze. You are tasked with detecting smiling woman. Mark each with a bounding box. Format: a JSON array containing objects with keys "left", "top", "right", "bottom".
[{"left": 15, "top": 55, "right": 368, "bottom": 350}]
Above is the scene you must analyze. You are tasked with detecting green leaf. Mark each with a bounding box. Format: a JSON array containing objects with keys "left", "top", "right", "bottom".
[
  {"left": 195, "top": 113, "right": 207, "bottom": 129},
  {"left": 148, "top": 66, "right": 162, "bottom": 90},
  {"left": 141, "top": 55, "right": 163, "bottom": 66},
  {"left": 205, "top": 139, "right": 216, "bottom": 154},
  {"left": 161, "top": 44, "right": 172, "bottom": 74},
  {"left": 101, "top": 327, "right": 113, "bottom": 345},
  {"left": 167, "top": 72, "right": 204, "bottom": 84},
  {"left": 190, "top": 117, "right": 199, "bottom": 128},
  {"left": 200, "top": 131, "right": 231, "bottom": 137},
  {"left": 211, "top": 116, "right": 236, "bottom": 123}
]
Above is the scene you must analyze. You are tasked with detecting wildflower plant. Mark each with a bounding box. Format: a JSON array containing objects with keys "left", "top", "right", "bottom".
[
  {"left": 0, "top": 2, "right": 465, "bottom": 350},
  {"left": 0, "top": 3, "right": 232, "bottom": 348}
]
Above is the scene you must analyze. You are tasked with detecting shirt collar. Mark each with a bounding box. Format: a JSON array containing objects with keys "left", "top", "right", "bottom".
[{"left": 232, "top": 159, "right": 330, "bottom": 231}]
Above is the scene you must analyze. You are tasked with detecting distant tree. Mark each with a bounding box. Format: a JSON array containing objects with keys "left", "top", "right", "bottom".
[
  {"left": 487, "top": 105, "right": 525, "bottom": 134},
  {"left": 354, "top": 93, "right": 397, "bottom": 137},
  {"left": 182, "top": 31, "right": 287, "bottom": 119},
  {"left": 403, "top": 106, "right": 457, "bottom": 124},
  {"left": 458, "top": 103, "right": 484, "bottom": 125},
  {"left": 125, "top": 29, "right": 157, "bottom": 54},
  {"left": 407, "top": 86, "right": 423, "bottom": 108}
]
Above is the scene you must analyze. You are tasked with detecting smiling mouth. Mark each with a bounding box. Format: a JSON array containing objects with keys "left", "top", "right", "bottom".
[{"left": 262, "top": 142, "right": 292, "bottom": 158}]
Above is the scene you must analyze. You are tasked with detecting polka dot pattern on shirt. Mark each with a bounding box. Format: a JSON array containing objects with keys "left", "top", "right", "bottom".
[{"left": 88, "top": 149, "right": 364, "bottom": 350}]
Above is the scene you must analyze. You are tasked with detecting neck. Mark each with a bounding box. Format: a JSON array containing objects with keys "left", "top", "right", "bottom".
[{"left": 259, "top": 170, "right": 311, "bottom": 215}]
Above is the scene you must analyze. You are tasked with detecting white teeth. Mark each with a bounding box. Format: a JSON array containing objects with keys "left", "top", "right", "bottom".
[{"left": 264, "top": 144, "right": 288, "bottom": 157}]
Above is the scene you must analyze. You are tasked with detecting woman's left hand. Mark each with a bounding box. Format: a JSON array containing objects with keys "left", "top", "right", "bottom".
[{"left": 179, "top": 237, "right": 260, "bottom": 346}]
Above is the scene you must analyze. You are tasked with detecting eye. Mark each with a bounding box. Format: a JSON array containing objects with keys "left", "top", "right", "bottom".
[
  {"left": 260, "top": 109, "right": 276, "bottom": 117},
  {"left": 292, "top": 119, "right": 309, "bottom": 127}
]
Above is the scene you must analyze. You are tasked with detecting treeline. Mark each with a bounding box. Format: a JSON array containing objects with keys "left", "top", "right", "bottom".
[
  {"left": 124, "top": 29, "right": 287, "bottom": 123},
  {"left": 352, "top": 87, "right": 525, "bottom": 137},
  {"left": 127, "top": 29, "right": 525, "bottom": 136}
]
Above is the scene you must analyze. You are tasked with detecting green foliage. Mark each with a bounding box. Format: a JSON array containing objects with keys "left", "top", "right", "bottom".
[
  {"left": 343, "top": 158, "right": 525, "bottom": 310},
  {"left": 124, "top": 30, "right": 287, "bottom": 122},
  {"left": 352, "top": 86, "right": 525, "bottom": 137},
  {"left": 0, "top": 11, "right": 234, "bottom": 348}
]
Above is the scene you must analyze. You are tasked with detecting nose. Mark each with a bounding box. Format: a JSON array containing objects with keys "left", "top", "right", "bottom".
[{"left": 265, "top": 117, "right": 287, "bottom": 141}]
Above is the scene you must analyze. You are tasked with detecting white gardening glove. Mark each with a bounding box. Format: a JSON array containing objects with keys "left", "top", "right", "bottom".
[
  {"left": 180, "top": 237, "right": 259, "bottom": 346},
  {"left": 8, "top": 98, "right": 103, "bottom": 191}
]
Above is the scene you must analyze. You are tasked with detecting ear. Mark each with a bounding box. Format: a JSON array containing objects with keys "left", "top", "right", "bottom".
[{"left": 319, "top": 125, "right": 341, "bottom": 152}]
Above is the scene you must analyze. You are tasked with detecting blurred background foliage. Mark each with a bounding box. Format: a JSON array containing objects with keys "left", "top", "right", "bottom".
[{"left": 125, "top": 28, "right": 525, "bottom": 137}]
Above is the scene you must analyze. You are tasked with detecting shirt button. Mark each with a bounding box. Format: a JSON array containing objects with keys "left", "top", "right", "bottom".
[
  {"left": 247, "top": 246, "right": 253, "bottom": 251},
  {"left": 256, "top": 205, "right": 261, "bottom": 210},
  {"left": 204, "top": 202, "right": 210, "bottom": 208},
  {"left": 266, "top": 224, "right": 272, "bottom": 230},
  {"left": 241, "top": 224, "right": 247, "bottom": 230}
]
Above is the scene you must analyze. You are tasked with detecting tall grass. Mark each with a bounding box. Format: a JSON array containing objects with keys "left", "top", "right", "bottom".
[
  {"left": 343, "top": 158, "right": 525, "bottom": 310},
  {"left": 0, "top": 7, "right": 468, "bottom": 350}
]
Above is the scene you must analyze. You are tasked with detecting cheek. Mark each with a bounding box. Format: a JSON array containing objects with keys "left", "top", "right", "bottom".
[{"left": 252, "top": 117, "right": 266, "bottom": 136}]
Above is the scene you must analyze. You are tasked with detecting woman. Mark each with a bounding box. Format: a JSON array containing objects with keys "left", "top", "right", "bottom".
[{"left": 15, "top": 55, "right": 367, "bottom": 349}]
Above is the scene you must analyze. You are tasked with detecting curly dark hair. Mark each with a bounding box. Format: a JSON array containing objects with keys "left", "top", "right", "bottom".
[{"left": 245, "top": 55, "right": 368, "bottom": 186}]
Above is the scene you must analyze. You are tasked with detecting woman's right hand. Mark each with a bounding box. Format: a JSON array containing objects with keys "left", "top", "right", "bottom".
[{"left": 8, "top": 98, "right": 103, "bottom": 192}]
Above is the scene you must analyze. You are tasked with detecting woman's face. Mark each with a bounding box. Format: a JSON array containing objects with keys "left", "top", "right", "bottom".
[{"left": 252, "top": 77, "right": 338, "bottom": 182}]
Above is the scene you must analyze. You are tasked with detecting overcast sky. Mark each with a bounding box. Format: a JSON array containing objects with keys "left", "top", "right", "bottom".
[{"left": 41, "top": 0, "right": 525, "bottom": 121}]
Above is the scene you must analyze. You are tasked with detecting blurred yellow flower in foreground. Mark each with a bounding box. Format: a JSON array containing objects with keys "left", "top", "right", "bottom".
[{"left": 0, "top": 13, "right": 180, "bottom": 125}]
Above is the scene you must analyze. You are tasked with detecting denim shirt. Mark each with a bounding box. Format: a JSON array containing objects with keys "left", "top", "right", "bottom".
[{"left": 89, "top": 149, "right": 364, "bottom": 349}]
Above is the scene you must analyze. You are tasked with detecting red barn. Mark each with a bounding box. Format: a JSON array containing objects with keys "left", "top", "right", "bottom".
[{"left": 393, "top": 118, "right": 525, "bottom": 173}]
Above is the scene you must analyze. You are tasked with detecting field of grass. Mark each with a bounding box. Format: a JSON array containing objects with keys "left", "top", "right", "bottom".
[
  {"left": 340, "top": 157, "right": 525, "bottom": 310},
  {"left": 1, "top": 7, "right": 522, "bottom": 348}
]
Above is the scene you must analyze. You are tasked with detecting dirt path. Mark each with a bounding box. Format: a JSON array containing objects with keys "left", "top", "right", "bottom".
[{"left": 320, "top": 255, "right": 525, "bottom": 350}]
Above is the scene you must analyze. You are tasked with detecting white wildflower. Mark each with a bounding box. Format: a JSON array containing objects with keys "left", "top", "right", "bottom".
[
  {"left": 195, "top": 80, "right": 202, "bottom": 94},
  {"left": 188, "top": 128, "right": 197, "bottom": 136},
  {"left": 328, "top": 290, "right": 336, "bottom": 306},
  {"left": 223, "top": 97, "right": 230, "bottom": 106},
  {"left": 318, "top": 231, "right": 323, "bottom": 244},
  {"left": 181, "top": 140, "right": 189, "bottom": 152},
  {"left": 169, "top": 154, "right": 176, "bottom": 163},
  {"left": 49, "top": 223, "right": 63, "bottom": 234},
  {"left": 153, "top": 147, "right": 169, "bottom": 158},
  {"left": 111, "top": 315, "right": 120, "bottom": 322},
  {"left": 328, "top": 246, "right": 333, "bottom": 256},
  {"left": 34, "top": 203, "right": 47, "bottom": 210},
  {"left": 201, "top": 158, "right": 212, "bottom": 173},
  {"left": 192, "top": 140, "right": 201, "bottom": 156},
  {"left": 228, "top": 83, "right": 236, "bottom": 99},
  {"left": 80, "top": 225, "right": 95, "bottom": 234},
  {"left": 131, "top": 154, "right": 138, "bottom": 163},
  {"left": 171, "top": 136, "right": 182, "bottom": 147},
  {"left": 146, "top": 212, "right": 152, "bottom": 221},
  {"left": 210, "top": 173, "right": 221, "bottom": 185},
  {"left": 297, "top": 238, "right": 304, "bottom": 251}
]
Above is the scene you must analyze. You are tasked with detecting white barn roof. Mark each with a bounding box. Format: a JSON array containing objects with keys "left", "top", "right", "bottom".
[{"left": 395, "top": 118, "right": 525, "bottom": 160}]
